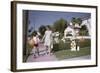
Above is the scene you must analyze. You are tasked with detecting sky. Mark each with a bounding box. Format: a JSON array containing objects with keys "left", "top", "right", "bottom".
[{"left": 26, "top": 10, "right": 91, "bottom": 32}]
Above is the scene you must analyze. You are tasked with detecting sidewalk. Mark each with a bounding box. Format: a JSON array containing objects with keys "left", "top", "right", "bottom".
[
  {"left": 27, "top": 43, "right": 57, "bottom": 62},
  {"left": 27, "top": 54, "right": 57, "bottom": 62}
]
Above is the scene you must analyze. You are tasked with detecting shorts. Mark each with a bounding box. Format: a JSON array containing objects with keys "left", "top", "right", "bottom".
[{"left": 34, "top": 44, "right": 38, "bottom": 47}]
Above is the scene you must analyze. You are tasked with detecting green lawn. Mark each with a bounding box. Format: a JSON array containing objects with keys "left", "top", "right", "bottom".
[{"left": 54, "top": 46, "right": 91, "bottom": 60}]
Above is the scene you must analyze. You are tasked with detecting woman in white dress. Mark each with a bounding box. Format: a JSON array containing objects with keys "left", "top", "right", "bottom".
[{"left": 42, "top": 26, "right": 53, "bottom": 55}]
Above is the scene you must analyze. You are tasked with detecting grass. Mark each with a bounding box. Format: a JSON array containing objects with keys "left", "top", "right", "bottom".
[{"left": 54, "top": 46, "right": 91, "bottom": 60}]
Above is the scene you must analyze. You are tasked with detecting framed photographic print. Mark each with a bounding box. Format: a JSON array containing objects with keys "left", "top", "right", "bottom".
[{"left": 11, "top": 1, "right": 98, "bottom": 72}]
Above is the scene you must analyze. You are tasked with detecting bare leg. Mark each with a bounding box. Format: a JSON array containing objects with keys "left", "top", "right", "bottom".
[
  {"left": 31, "top": 48, "right": 37, "bottom": 58},
  {"left": 36, "top": 47, "right": 40, "bottom": 56},
  {"left": 48, "top": 46, "right": 52, "bottom": 55},
  {"left": 48, "top": 46, "right": 50, "bottom": 54},
  {"left": 45, "top": 46, "right": 49, "bottom": 54}
]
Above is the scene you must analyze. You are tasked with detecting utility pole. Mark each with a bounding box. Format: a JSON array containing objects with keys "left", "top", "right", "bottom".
[{"left": 23, "top": 10, "right": 29, "bottom": 62}]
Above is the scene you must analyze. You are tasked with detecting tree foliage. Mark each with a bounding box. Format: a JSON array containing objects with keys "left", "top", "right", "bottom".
[
  {"left": 53, "top": 18, "right": 68, "bottom": 33},
  {"left": 71, "top": 17, "right": 82, "bottom": 26},
  {"left": 79, "top": 25, "right": 89, "bottom": 36}
]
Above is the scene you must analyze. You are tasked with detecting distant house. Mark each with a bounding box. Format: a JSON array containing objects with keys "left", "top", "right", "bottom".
[
  {"left": 81, "top": 18, "right": 91, "bottom": 36},
  {"left": 62, "top": 18, "right": 91, "bottom": 41}
]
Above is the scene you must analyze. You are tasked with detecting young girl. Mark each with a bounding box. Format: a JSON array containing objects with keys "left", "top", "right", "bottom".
[
  {"left": 42, "top": 26, "right": 53, "bottom": 55},
  {"left": 30, "top": 31, "right": 40, "bottom": 58}
]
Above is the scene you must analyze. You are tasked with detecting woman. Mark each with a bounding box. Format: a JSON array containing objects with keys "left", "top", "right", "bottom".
[{"left": 42, "top": 25, "right": 53, "bottom": 55}]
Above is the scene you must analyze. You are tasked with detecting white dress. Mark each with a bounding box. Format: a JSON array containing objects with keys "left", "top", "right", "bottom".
[{"left": 44, "top": 30, "right": 53, "bottom": 47}]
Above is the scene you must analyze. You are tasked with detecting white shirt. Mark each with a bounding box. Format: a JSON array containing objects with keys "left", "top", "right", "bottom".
[{"left": 44, "top": 30, "right": 53, "bottom": 46}]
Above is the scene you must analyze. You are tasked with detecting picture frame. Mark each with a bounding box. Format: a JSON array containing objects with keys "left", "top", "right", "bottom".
[{"left": 11, "top": 1, "right": 98, "bottom": 72}]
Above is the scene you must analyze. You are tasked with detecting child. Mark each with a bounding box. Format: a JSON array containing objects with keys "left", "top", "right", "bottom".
[
  {"left": 42, "top": 26, "right": 53, "bottom": 55},
  {"left": 31, "top": 31, "right": 40, "bottom": 58}
]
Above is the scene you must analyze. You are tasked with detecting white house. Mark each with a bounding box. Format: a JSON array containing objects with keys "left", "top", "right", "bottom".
[{"left": 81, "top": 18, "right": 91, "bottom": 36}]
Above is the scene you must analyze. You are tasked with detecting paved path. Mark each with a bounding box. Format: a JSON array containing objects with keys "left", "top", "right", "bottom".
[
  {"left": 27, "top": 43, "right": 57, "bottom": 62},
  {"left": 27, "top": 54, "right": 57, "bottom": 62}
]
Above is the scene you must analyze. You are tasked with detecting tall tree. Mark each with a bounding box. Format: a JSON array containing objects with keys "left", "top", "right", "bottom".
[
  {"left": 53, "top": 18, "right": 68, "bottom": 33},
  {"left": 79, "top": 25, "right": 89, "bottom": 36},
  {"left": 71, "top": 17, "right": 76, "bottom": 25},
  {"left": 71, "top": 17, "right": 82, "bottom": 26},
  {"left": 77, "top": 18, "right": 82, "bottom": 25}
]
